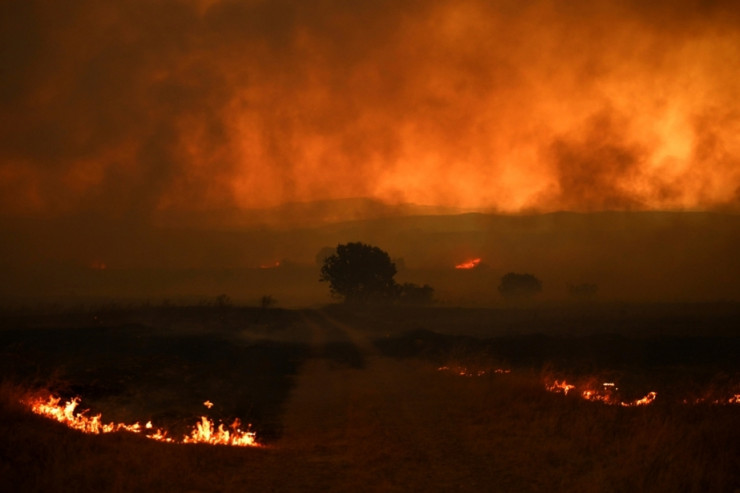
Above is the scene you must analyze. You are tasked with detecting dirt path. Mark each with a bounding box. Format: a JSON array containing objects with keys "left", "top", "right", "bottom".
[{"left": 273, "top": 310, "right": 491, "bottom": 491}]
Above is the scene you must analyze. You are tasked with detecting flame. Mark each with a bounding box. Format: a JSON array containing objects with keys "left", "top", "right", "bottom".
[
  {"left": 25, "top": 394, "right": 260, "bottom": 447},
  {"left": 259, "top": 261, "right": 281, "bottom": 269},
  {"left": 183, "top": 416, "right": 258, "bottom": 447},
  {"left": 437, "top": 365, "right": 510, "bottom": 377},
  {"left": 682, "top": 393, "right": 740, "bottom": 405},
  {"left": 455, "top": 258, "right": 481, "bottom": 270},
  {"left": 625, "top": 392, "right": 657, "bottom": 407},
  {"left": 545, "top": 380, "right": 657, "bottom": 407},
  {"left": 439, "top": 369, "right": 736, "bottom": 408},
  {"left": 546, "top": 380, "right": 576, "bottom": 395}
]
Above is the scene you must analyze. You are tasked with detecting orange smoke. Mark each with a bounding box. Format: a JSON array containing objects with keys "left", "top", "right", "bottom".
[{"left": 2, "top": 0, "right": 739, "bottom": 219}]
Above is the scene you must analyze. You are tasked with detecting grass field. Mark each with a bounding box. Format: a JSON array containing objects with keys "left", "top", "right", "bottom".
[{"left": 1, "top": 302, "right": 739, "bottom": 492}]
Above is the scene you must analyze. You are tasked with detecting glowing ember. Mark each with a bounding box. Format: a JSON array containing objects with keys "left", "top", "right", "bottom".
[
  {"left": 682, "top": 393, "right": 740, "bottom": 405},
  {"left": 437, "top": 365, "right": 510, "bottom": 377},
  {"left": 455, "top": 258, "right": 481, "bottom": 270},
  {"left": 25, "top": 394, "right": 260, "bottom": 447},
  {"left": 625, "top": 392, "right": 657, "bottom": 407},
  {"left": 545, "top": 380, "right": 657, "bottom": 407},
  {"left": 547, "top": 380, "right": 576, "bottom": 395}
]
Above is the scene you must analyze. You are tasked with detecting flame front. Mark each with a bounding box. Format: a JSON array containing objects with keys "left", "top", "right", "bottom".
[
  {"left": 437, "top": 365, "right": 510, "bottom": 377},
  {"left": 26, "top": 394, "right": 260, "bottom": 447},
  {"left": 546, "top": 380, "right": 657, "bottom": 407},
  {"left": 546, "top": 380, "right": 576, "bottom": 396},
  {"left": 455, "top": 258, "right": 481, "bottom": 270}
]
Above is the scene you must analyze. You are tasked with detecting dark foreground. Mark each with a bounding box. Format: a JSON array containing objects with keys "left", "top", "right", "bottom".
[{"left": 1, "top": 303, "right": 739, "bottom": 492}]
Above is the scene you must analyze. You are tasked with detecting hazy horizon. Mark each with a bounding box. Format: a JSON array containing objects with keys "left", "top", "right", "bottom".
[
  {"left": 2, "top": 1, "right": 740, "bottom": 305},
  {"left": 2, "top": 207, "right": 738, "bottom": 307}
]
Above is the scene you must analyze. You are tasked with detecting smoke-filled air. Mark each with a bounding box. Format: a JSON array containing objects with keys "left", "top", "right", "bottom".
[
  {"left": 3, "top": 4, "right": 740, "bottom": 491},
  {"left": 2, "top": 0, "right": 739, "bottom": 219}
]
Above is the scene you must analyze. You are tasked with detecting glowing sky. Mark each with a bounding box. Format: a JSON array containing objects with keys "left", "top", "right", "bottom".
[{"left": 2, "top": 0, "right": 739, "bottom": 220}]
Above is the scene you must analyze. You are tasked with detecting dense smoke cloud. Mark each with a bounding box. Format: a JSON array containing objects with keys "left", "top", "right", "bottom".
[{"left": 1, "top": 0, "right": 739, "bottom": 221}]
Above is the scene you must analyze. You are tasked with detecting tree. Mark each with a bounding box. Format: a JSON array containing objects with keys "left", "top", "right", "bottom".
[
  {"left": 398, "top": 282, "right": 435, "bottom": 305},
  {"left": 498, "top": 272, "right": 542, "bottom": 298},
  {"left": 319, "top": 242, "right": 398, "bottom": 303},
  {"left": 568, "top": 283, "right": 598, "bottom": 300}
]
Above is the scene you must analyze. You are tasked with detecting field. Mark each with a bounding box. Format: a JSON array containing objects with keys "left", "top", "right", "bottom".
[{"left": 1, "top": 302, "right": 739, "bottom": 492}]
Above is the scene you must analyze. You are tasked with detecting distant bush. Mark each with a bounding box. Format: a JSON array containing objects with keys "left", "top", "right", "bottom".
[
  {"left": 397, "top": 283, "right": 435, "bottom": 305},
  {"left": 498, "top": 273, "right": 542, "bottom": 299},
  {"left": 259, "top": 295, "right": 276, "bottom": 310},
  {"left": 568, "top": 283, "right": 598, "bottom": 299}
]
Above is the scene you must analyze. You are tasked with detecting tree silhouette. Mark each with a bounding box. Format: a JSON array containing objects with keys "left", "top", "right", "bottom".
[
  {"left": 319, "top": 242, "right": 398, "bottom": 303},
  {"left": 568, "top": 283, "right": 598, "bottom": 299},
  {"left": 498, "top": 272, "right": 542, "bottom": 298},
  {"left": 397, "top": 282, "right": 435, "bottom": 305}
]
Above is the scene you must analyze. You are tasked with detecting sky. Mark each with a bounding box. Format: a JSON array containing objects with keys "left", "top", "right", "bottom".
[{"left": 2, "top": 0, "right": 740, "bottom": 225}]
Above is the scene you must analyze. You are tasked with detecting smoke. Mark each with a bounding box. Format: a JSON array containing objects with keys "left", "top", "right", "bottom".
[{"left": 1, "top": 0, "right": 739, "bottom": 222}]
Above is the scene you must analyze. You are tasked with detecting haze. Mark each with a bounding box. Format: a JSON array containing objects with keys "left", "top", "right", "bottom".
[{"left": 1, "top": 0, "right": 739, "bottom": 305}]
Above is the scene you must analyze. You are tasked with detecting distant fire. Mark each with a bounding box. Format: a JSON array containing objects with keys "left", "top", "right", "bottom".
[
  {"left": 547, "top": 380, "right": 576, "bottom": 395},
  {"left": 259, "top": 261, "right": 281, "bottom": 269},
  {"left": 546, "top": 379, "right": 656, "bottom": 407},
  {"left": 437, "top": 365, "right": 511, "bottom": 377},
  {"left": 682, "top": 394, "right": 740, "bottom": 405},
  {"left": 90, "top": 260, "right": 107, "bottom": 270},
  {"left": 455, "top": 258, "right": 481, "bottom": 270},
  {"left": 442, "top": 368, "right": 740, "bottom": 407},
  {"left": 25, "top": 394, "right": 260, "bottom": 447}
]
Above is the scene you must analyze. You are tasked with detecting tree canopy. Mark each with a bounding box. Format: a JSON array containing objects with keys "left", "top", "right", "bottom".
[
  {"left": 498, "top": 272, "right": 542, "bottom": 298},
  {"left": 319, "top": 242, "right": 398, "bottom": 303}
]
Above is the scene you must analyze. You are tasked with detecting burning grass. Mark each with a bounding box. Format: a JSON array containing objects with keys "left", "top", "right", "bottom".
[
  {"left": 24, "top": 394, "right": 260, "bottom": 447},
  {"left": 1, "top": 303, "right": 740, "bottom": 491}
]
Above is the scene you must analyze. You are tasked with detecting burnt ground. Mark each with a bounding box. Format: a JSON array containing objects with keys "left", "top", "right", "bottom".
[{"left": 1, "top": 302, "right": 739, "bottom": 492}]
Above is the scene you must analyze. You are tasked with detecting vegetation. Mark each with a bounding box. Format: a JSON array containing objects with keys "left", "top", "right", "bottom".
[
  {"left": 397, "top": 282, "right": 435, "bottom": 305},
  {"left": 319, "top": 242, "right": 398, "bottom": 303},
  {"left": 498, "top": 272, "right": 543, "bottom": 299},
  {"left": 319, "top": 242, "right": 434, "bottom": 305},
  {"left": 568, "top": 283, "right": 598, "bottom": 299},
  {"left": 1, "top": 303, "right": 739, "bottom": 491}
]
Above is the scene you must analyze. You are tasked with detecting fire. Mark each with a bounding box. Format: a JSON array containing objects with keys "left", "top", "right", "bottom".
[
  {"left": 547, "top": 380, "right": 576, "bottom": 395},
  {"left": 25, "top": 394, "right": 260, "bottom": 447},
  {"left": 437, "top": 365, "right": 510, "bottom": 377},
  {"left": 682, "top": 393, "right": 740, "bottom": 405},
  {"left": 455, "top": 258, "right": 481, "bottom": 270},
  {"left": 183, "top": 417, "right": 258, "bottom": 447},
  {"left": 259, "top": 261, "right": 281, "bottom": 269},
  {"left": 545, "top": 380, "right": 657, "bottom": 407}
]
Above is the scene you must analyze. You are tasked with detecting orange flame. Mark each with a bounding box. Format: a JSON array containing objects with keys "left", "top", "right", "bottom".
[
  {"left": 25, "top": 394, "right": 260, "bottom": 447},
  {"left": 437, "top": 365, "right": 510, "bottom": 377},
  {"left": 546, "top": 380, "right": 657, "bottom": 407},
  {"left": 455, "top": 258, "right": 481, "bottom": 270},
  {"left": 547, "top": 380, "right": 576, "bottom": 395}
]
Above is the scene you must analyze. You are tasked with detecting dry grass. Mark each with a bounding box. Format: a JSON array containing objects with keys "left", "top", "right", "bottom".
[
  {"left": 1, "top": 304, "right": 739, "bottom": 492},
  {"left": 2, "top": 362, "right": 739, "bottom": 492}
]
